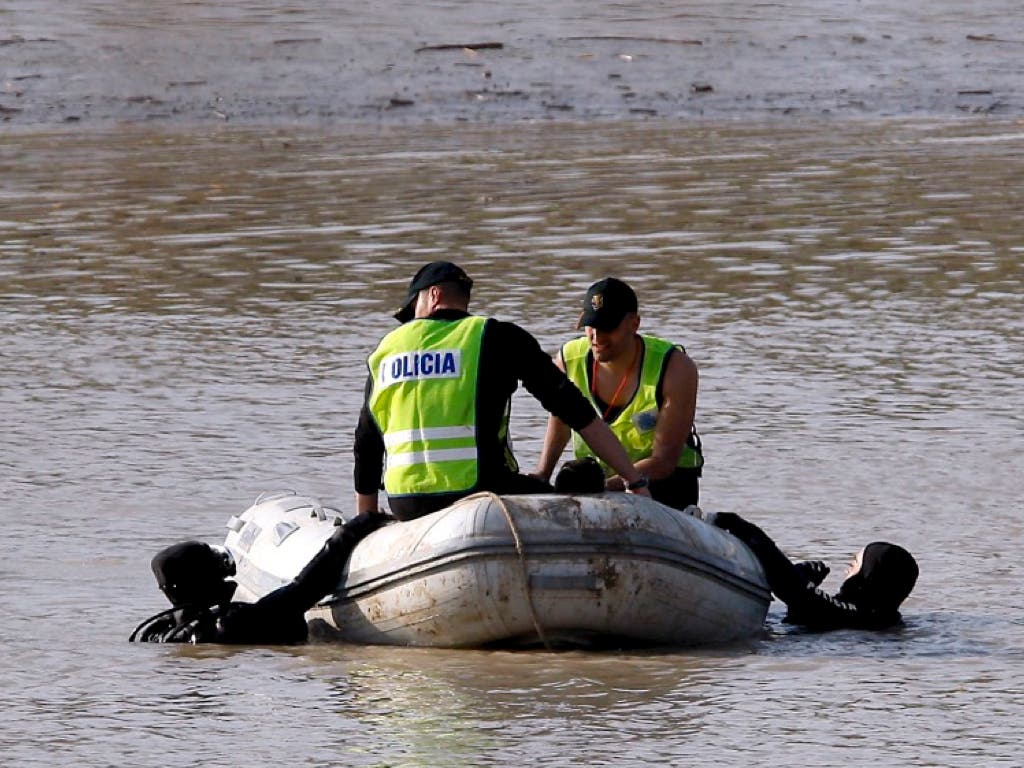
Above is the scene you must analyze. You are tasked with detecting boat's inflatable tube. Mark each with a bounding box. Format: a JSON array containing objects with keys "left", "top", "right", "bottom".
[{"left": 224, "top": 490, "right": 770, "bottom": 648}]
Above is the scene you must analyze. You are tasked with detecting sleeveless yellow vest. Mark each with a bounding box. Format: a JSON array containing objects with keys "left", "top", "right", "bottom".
[
  {"left": 368, "top": 316, "right": 487, "bottom": 496},
  {"left": 563, "top": 334, "right": 703, "bottom": 475}
]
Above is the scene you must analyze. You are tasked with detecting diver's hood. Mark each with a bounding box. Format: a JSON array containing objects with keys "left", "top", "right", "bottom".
[
  {"left": 151, "top": 541, "right": 237, "bottom": 608},
  {"left": 836, "top": 541, "right": 919, "bottom": 613}
]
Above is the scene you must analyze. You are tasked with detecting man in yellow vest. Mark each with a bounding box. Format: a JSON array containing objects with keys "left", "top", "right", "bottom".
[
  {"left": 534, "top": 277, "right": 704, "bottom": 511},
  {"left": 354, "top": 262, "right": 651, "bottom": 521}
]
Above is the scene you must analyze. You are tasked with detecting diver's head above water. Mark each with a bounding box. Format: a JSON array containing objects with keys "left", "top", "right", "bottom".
[
  {"left": 151, "top": 540, "right": 237, "bottom": 609},
  {"left": 836, "top": 541, "right": 919, "bottom": 615}
]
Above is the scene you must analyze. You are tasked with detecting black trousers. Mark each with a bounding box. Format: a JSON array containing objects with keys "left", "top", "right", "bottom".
[
  {"left": 388, "top": 472, "right": 554, "bottom": 521},
  {"left": 649, "top": 467, "right": 701, "bottom": 512},
  {"left": 388, "top": 469, "right": 701, "bottom": 520}
]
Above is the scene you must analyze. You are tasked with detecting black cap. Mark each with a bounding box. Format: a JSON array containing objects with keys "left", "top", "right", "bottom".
[
  {"left": 577, "top": 277, "right": 638, "bottom": 331},
  {"left": 394, "top": 261, "right": 474, "bottom": 323}
]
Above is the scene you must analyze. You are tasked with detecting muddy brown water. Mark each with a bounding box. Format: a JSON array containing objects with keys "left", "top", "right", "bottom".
[
  {"left": 3, "top": 118, "right": 1022, "bottom": 767},
  {"left": 2, "top": 0, "right": 1023, "bottom": 126},
  {"left": 3, "top": 2, "right": 1024, "bottom": 767}
]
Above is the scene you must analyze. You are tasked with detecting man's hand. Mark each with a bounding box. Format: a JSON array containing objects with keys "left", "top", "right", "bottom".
[
  {"left": 605, "top": 474, "right": 652, "bottom": 497},
  {"left": 604, "top": 475, "right": 626, "bottom": 492},
  {"left": 624, "top": 474, "right": 652, "bottom": 498}
]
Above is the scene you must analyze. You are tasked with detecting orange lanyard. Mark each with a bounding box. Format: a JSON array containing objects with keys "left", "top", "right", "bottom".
[{"left": 592, "top": 338, "right": 640, "bottom": 421}]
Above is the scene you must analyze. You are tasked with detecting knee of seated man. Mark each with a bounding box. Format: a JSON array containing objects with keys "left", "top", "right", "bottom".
[{"left": 554, "top": 458, "right": 606, "bottom": 494}]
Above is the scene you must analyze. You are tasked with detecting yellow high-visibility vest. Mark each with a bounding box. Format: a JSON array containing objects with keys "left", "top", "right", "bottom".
[
  {"left": 562, "top": 334, "right": 703, "bottom": 474},
  {"left": 368, "top": 316, "right": 487, "bottom": 496}
]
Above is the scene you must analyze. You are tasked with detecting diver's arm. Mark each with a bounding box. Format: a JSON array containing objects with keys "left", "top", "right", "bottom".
[
  {"left": 212, "top": 511, "right": 388, "bottom": 644},
  {"left": 712, "top": 513, "right": 818, "bottom": 606},
  {"left": 713, "top": 513, "right": 883, "bottom": 629},
  {"left": 270, "top": 511, "right": 387, "bottom": 611}
]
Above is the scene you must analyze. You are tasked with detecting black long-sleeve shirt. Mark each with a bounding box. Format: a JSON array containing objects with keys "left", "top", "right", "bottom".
[{"left": 354, "top": 309, "right": 598, "bottom": 514}]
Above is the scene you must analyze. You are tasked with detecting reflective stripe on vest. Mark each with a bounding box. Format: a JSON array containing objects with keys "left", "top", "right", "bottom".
[
  {"left": 368, "top": 316, "right": 487, "bottom": 496},
  {"left": 563, "top": 334, "right": 703, "bottom": 474}
]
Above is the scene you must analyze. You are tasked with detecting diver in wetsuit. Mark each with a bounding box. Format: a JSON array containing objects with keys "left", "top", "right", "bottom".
[
  {"left": 709, "top": 512, "right": 919, "bottom": 630},
  {"left": 131, "top": 511, "right": 387, "bottom": 644}
]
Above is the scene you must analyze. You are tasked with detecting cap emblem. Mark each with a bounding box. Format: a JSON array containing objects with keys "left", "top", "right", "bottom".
[{"left": 590, "top": 293, "right": 604, "bottom": 311}]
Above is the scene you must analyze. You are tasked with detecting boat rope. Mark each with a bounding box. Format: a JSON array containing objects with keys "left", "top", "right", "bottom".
[{"left": 487, "top": 492, "right": 552, "bottom": 651}]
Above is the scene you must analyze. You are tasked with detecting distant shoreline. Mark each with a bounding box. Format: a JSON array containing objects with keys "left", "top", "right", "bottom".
[{"left": 3, "top": 3, "right": 1021, "bottom": 129}]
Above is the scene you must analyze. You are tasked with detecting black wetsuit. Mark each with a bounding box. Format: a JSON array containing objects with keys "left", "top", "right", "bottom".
[
  {"left": 713, "top": 512, "right": 915, "bottom": 630},
  {"left": 354, "top": 309, "right": 598, "bottom": 521},
  {"left": 134, "top": 512, "right": 387, "bottom": 644}
]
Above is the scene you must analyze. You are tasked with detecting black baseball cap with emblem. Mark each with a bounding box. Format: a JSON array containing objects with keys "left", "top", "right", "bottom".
[
  {"left": 576, "top": 277, "right": 638, "bottom": 331},
  {"left": 394, "top": 261, "right": 474, "bottom": 323}
]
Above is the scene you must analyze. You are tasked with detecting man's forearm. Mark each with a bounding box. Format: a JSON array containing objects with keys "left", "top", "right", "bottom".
[
  {"left": 356, "top": 492, "right": 380, "bottom": 514},
  {"left": 578, "top": 419, "right": 645, "bottom": 487},
  {"left": 535, "top": 416, "right": 572, "bottom": 480}
]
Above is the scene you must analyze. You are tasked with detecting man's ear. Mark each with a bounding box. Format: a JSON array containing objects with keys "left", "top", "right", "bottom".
[{"left": 426, "top": 285, "right": 439, "bottom": 306}]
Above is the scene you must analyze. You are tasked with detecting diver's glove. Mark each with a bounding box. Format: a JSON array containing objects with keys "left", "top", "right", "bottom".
[
  {"left": 710, "top": 511, "right": 742, "bottom": 534},
  {"left": 794, "top": 560, "right": 830, "bottom": 587},
  {"left": 335, "top": 509, "right": 390, "bottom": 542},
  {"left": 159, "top": 608, "right": 219, "bottom": 643}
]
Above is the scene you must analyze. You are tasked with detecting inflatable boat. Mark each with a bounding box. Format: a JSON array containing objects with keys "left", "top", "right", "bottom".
[{"left": 223, "top": 490, "right": 770, "bottom": 649}]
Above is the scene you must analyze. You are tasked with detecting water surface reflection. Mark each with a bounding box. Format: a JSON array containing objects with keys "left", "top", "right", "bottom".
[{"left": 1, "top": 119, "right": 1022, "bottom": 767}]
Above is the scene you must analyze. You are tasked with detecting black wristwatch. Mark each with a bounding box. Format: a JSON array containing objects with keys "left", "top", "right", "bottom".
[{"left": 626, "top": 475, "right": 650, "bottom": 491}]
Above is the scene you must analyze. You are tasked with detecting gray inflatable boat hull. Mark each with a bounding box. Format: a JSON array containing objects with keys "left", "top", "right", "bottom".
[{"left": 224, "top": 490, "right": 770, "bottom": 648}]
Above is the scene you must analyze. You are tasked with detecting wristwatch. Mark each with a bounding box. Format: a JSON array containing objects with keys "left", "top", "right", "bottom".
[{"left": 626, "top": 475, "right": 650, "bottom": 491}]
